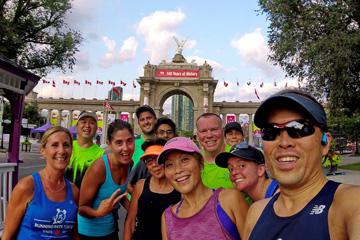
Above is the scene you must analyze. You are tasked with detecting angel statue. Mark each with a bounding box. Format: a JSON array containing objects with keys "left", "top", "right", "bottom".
[{"left": 173, "top": 36, "right": 188, "bottom": 55}]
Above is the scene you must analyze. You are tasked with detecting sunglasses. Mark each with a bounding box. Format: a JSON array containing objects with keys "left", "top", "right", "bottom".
[{"left": 261, "top": 119, "right": 315, "bottom": 141}]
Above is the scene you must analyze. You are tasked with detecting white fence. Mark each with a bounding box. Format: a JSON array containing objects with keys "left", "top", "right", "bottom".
[{"left": 0, "top": 163, "right": 16, "bottom": 233}]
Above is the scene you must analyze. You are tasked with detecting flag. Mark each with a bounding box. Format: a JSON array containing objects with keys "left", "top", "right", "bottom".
[
  {"left": 255, "top": 89, "right": 260, "bottom": 100},
  {"left": 52, "top": 80, "right": 56, "bottom": 87},
  {"left": 85, "top": 80, "right": 92, "bottom": 86},
  {"left": 237, "top": 81, "right": 239, "bottom": 86},
  {"left": 123, "top": 82, "right": 127, "bottom": 86},
  {"left": 97, "top": 80, "right": 103, "bottom": 85},
  {"left": 133, "top": 81, "right": 136, "bottom": 88},
  {"left": 112, "top": 87, "right": 120, "bottom": 96},
  {"left": 247, "top": 80, "right": 251, "bottom": 86},
  {"left": 74, "top": 80, "right": 80, "bottom": 85},
  {"left": 298, "top": 82, "right": 301, "bottom": 89},
  {"left": 104, "top": 101, "right": 114, "bottom": 110},
  {"left": 43, "top": 80, "right": 50, "bottom": 84},
  {"left": 63, "top": 80, "right": 69, "bottom": 85},
  {"left": 224, "top": 81, "right": 228, "bottom": 87},
  {"left": 109, "top": 80, "right": 115, "bottom": 86},
  {"left": 274, "top": 80, "right": 277, "bottom": 87},
  {"left": 260, "top": 80, "right": 263, "bottom": 88},
  {"left": 121, "top": 80, "right": 124, "bottom": 85}
]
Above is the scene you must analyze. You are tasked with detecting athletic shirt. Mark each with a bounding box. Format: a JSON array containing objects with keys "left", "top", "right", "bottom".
[
  {"left": 249, "top": 180, "right": 341, "bottom": 240},
  {"left": 17, "top": 172, "right": 77, "bottom": 239},
  {"left": 78, "top": 155, "right": 129, "bottom": 237},
  {"left": 64, "top": 141, "right": 105, "bottom": 189},
  {"left": 201, "top": 145, "right": 234, "bottom": 189},
  {"left": 264, "top": 179, "right": 279, "bottom": 198},
  {"left": 163, "top": 188, "right": 241, "bottom": 240},
  {"left": 132, "top": 176, "right": 181, "bottom": 240}
]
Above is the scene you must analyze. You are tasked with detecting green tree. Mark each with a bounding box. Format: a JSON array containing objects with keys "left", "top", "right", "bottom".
[
  {"left": 3, "top": 101, "right": 45, "bottom": 126},
  {"left": 340, "top": 116, "right": 360, "bottom": 154},
  {"left": 258, "top": 0, "right": 360, "bottom": 116},
  {"left": 0, "top": 0, "right": 82, "bottom": 76}
]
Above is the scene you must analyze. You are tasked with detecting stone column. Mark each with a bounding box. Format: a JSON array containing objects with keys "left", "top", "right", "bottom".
[
  {"left": 68, "top": 110, "right": 73, "bottom": 128},
  {"left": 203, "top": 96, "right": 209, "bottom": 113},
  {"left": 248, "top": 114, "right": 254, "bottom": 146},
  {"left": 129, "top": 111, "right": 134, "bottom": 126},
  {"left": 116, "top": 111, "right": 121, "bottom": 119},
  {"left": 47, "top": 109, "right": 52, "bottom": 123},
  {"left": 221, "top": 113, "right": 226, "bottom": 127},
  {"left": 57, "top": 109, "right": 62, "bottom": 126},
  {"left": 102, "top": 110, "right": 108, "bottom": 145},
  {"left": 235, "top": 114, "right": 239, "bottom": 123}
]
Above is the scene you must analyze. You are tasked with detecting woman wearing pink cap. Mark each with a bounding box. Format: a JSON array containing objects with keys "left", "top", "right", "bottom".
[
  {"left": 159, "top": 137, "right": 249, "bottom": 240},
  {"left": 124, "top": 138, "right": 181, "bottom": 240}
]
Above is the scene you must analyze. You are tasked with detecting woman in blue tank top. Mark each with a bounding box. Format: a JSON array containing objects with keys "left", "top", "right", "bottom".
[
  {"left": 78, "top": 120, "right": 134, "bottom": 240},
  {"left": 3, "top": 126, "right": 80, "bottom": 240}
]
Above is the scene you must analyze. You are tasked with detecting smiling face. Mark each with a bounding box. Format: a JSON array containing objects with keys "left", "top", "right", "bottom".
[
  {"left": 76, "top": 116, "right": 97, "bottom": 141},
  {"left": 144, "top": 154, "right": 165, "bottom": 179},
  {"left": 41, "top": 132, "right": 72, "bottom": 170},
  {"left": 164, "top": 150, "right": 203, "bottom": 194},
  {"left": 155, "top": 123, "right": 175, "bottom": 141},
  {"left": 196, "top": 115, "right": 225, "bottom": 154},
  {"left": 225, "top": 129, "right": 244, "bottom": 146},
  {"left": 227, "top": 157, "right": 263, "bottom": 193},
  {"left": 262, "top": 108, "right": 329, "bottom": 187},
  {"left": 107, "top": 129, "right": 135, "bottom": 164},
  {"left": 138, "top": 111, "right": 156, "bottom": 135}
]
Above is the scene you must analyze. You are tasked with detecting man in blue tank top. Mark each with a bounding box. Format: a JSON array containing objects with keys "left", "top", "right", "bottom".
[{"left": 244, "top": 89, "right": 360, "bottom": 240}]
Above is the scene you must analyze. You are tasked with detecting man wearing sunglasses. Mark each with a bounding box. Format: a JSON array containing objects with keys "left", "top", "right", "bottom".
[{"left": 244, "top": 89, "right": 360, "bottom": 239}]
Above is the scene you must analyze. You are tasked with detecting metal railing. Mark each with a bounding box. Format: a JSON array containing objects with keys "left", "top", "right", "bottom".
[{"left": 0, "top": 163, "right": 16, "bottom": 232}]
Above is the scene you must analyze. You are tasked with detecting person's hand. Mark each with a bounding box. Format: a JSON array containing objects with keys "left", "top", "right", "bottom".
[{"left": 96, "top": 189, "right": 127, "bottom": 217}]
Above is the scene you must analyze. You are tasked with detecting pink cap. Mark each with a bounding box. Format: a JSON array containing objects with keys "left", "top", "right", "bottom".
[{"left": 157, "top": 137, "right": 201, "bottom": 165}]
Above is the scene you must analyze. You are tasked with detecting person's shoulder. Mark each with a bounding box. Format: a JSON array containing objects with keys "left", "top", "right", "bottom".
[
  {"left": 87, "top": 156, "right": 106, "bottom": 173},
  {"left": 219, "top": 188, "right": 247, "bottom": 205},
  {"left": 244, "top": 198, "right": 272, "bottom": 238},
  {"left": 16, "top": 174, "right": 36, "bottom": 193},
  {"left": 333, "top": 183, "right": 360, "bottom": 207}
]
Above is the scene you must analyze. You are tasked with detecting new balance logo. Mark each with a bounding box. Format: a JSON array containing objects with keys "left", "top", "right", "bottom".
[{"left": 310, "top": 205, "right": 326, "bottom": 215}]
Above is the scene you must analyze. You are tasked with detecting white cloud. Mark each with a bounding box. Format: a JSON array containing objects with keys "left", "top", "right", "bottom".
[
  {"left": 98, "top": 36, "right": 139, "bottom": 68},
  {"left": 73, "top": 50, "right": 91, "bottom": 71},
  {"left": 231, "top": 28, "right": 283, "bottom": 78},
  {"left": 185, "top": 56, "right": 224, "bottom": 73},
  {"left": 135, "top": 9, "right": 194, "bottom": 63},
  {"left": 123, "top": 93, "right": 139, "bottom": 101}
]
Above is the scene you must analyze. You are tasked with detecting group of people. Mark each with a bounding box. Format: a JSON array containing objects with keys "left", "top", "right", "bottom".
[{"left": 2, "top": 88, "right": 360, "bottom": 239}]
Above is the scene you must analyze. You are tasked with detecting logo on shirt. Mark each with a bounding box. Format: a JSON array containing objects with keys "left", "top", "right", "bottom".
[
  {"left": 53, "top": 208, "right": 67, "bottom": 224},
  {"left": 310, "top": 205, "right": 326, "bottom": 215}
]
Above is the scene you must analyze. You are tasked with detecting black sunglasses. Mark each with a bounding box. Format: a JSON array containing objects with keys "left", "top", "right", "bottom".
[{"left": 261, "top": 119, "right": 315, "bottom": 141}]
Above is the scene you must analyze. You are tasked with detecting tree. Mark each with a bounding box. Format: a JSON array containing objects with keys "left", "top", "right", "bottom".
[
  {"left": 0, "top": 0, "right": 82, "bottom": 76},
  {"left": 340, "top": 116, "right": 360, "bottom": 154},
  {"left": 258, "top": 0, "right": 360, "bottom": 116},
  {"left": 3, "top": 101, "right": 45, "bottom": 126}
]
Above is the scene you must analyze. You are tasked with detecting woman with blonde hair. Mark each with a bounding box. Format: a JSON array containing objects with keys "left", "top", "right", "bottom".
[{"left": 3, "top": 126, "right": 80, "bottom": 239}]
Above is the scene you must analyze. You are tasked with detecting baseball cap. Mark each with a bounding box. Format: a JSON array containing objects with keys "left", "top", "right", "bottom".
[
  {"left": 215, "top": 143, "right": 265, "bottom": 168},
  {"left": 77, "top": 111, "right": 98, "bottom": 124},
  {"left": 254, "top": 93, "right": 328, "bottom": 131},
  {"left": 136, "top": 105, "right": 156, "bottom": 119},
  {"left": 157, "top": 137, "right": 201, "bottom": 165},
  {"left": 140, "top": 145, "right": 164, "bottom": 161},
  {"left": 224, "top": 122, "right": 243, "bottom": 136}
]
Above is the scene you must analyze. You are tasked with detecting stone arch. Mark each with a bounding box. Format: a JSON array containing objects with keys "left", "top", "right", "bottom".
[{"left": 154, "top": 86, "right": 198, "bottom": 111}]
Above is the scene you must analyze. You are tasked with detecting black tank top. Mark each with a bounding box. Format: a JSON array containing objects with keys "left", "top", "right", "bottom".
[
  {"left": 249, "top": 180, "right": 341, "bottom": 240},
  {"left": 133, "top": 176, "right": 181, "bottom": 240}
]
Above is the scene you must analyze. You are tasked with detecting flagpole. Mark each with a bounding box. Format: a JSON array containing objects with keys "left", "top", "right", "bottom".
[
  {"left": 51, "top": 78, "right": 53, "bottom": 98},
  {"left": 236, "top": 78, "right": 239, "bottom": 101},
  {"left": 83, "top": 79, "right": 86, "bottom": 99},
  {"left": 131, "top": 79, "right": 134, "bottom": 100},
  {"left": 61, "top": 80, "right": 64, "bottom": 98},
  {"left": 72, "top": 80, "right": 75, "bottom": 99},
  {"left": 223, "top": 78, "right": 225, "bottom": 101},
  {"left": 41, "top": 80, "right": 44, "bottom": 97},
  {"left": 95, "top": 78, "right": 98, "bottom": 99}
]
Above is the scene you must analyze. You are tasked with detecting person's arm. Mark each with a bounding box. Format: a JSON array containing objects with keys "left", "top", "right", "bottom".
[
  {"left": 78, "top": 158, "right": 127, "bottom": 218},
  {"left": 124, "top": 179, "right": 145, "bottom": 240},
  {"left": 161, "top": 212, "right": 168, "bottom": 240},
  {"left": 2, "top": 176, "right": 35, "bottom": 240},
  {"left": 218, "top": 188, "right": 248, "bottom": 239},
  {"left": 70, "top": 183, "right": 80, "bottom": 240}
]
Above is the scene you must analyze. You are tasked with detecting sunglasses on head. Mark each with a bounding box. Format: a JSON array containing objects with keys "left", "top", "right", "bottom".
[{"left": 261, "top": 119, "right": 315, "bottom": 141}]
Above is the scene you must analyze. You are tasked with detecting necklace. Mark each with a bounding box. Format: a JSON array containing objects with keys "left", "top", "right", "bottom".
[{"left": 42, "top": 171, "right": 66, "bottom": 193}]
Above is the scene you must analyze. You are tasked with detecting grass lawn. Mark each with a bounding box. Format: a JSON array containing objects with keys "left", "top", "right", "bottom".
[
  {"left": 339, "top": 162, "right": 360, "bottom": 171},
  {"left": 349, "top": 154, "right": 360, "bottom": 157}
]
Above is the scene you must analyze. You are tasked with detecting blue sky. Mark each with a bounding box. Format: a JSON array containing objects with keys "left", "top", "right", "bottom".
[{"left": 34, "top": 0, "right": 301, "bottom": 114}]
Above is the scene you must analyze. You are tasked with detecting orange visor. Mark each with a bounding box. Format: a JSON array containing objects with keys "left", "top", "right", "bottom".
[{"left": 140, "top": 145, "right": 164, "bottom": 161}]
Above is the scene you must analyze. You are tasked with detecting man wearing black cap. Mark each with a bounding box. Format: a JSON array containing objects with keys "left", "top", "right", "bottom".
[
  {"left": 224, "top": 122, "right": 245, "bottom": 146},
  {"left": 64, "top": 111, "right": 105, "bottom": 189},
  {"left": 215, "top": 143, "right": 279, "bottom": 202},
  {"left": 128, "top": 105, "right": 157, "bottom": 194},
  {"left": 244, "top": 89, "right": 360, "bottom": 239}
]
